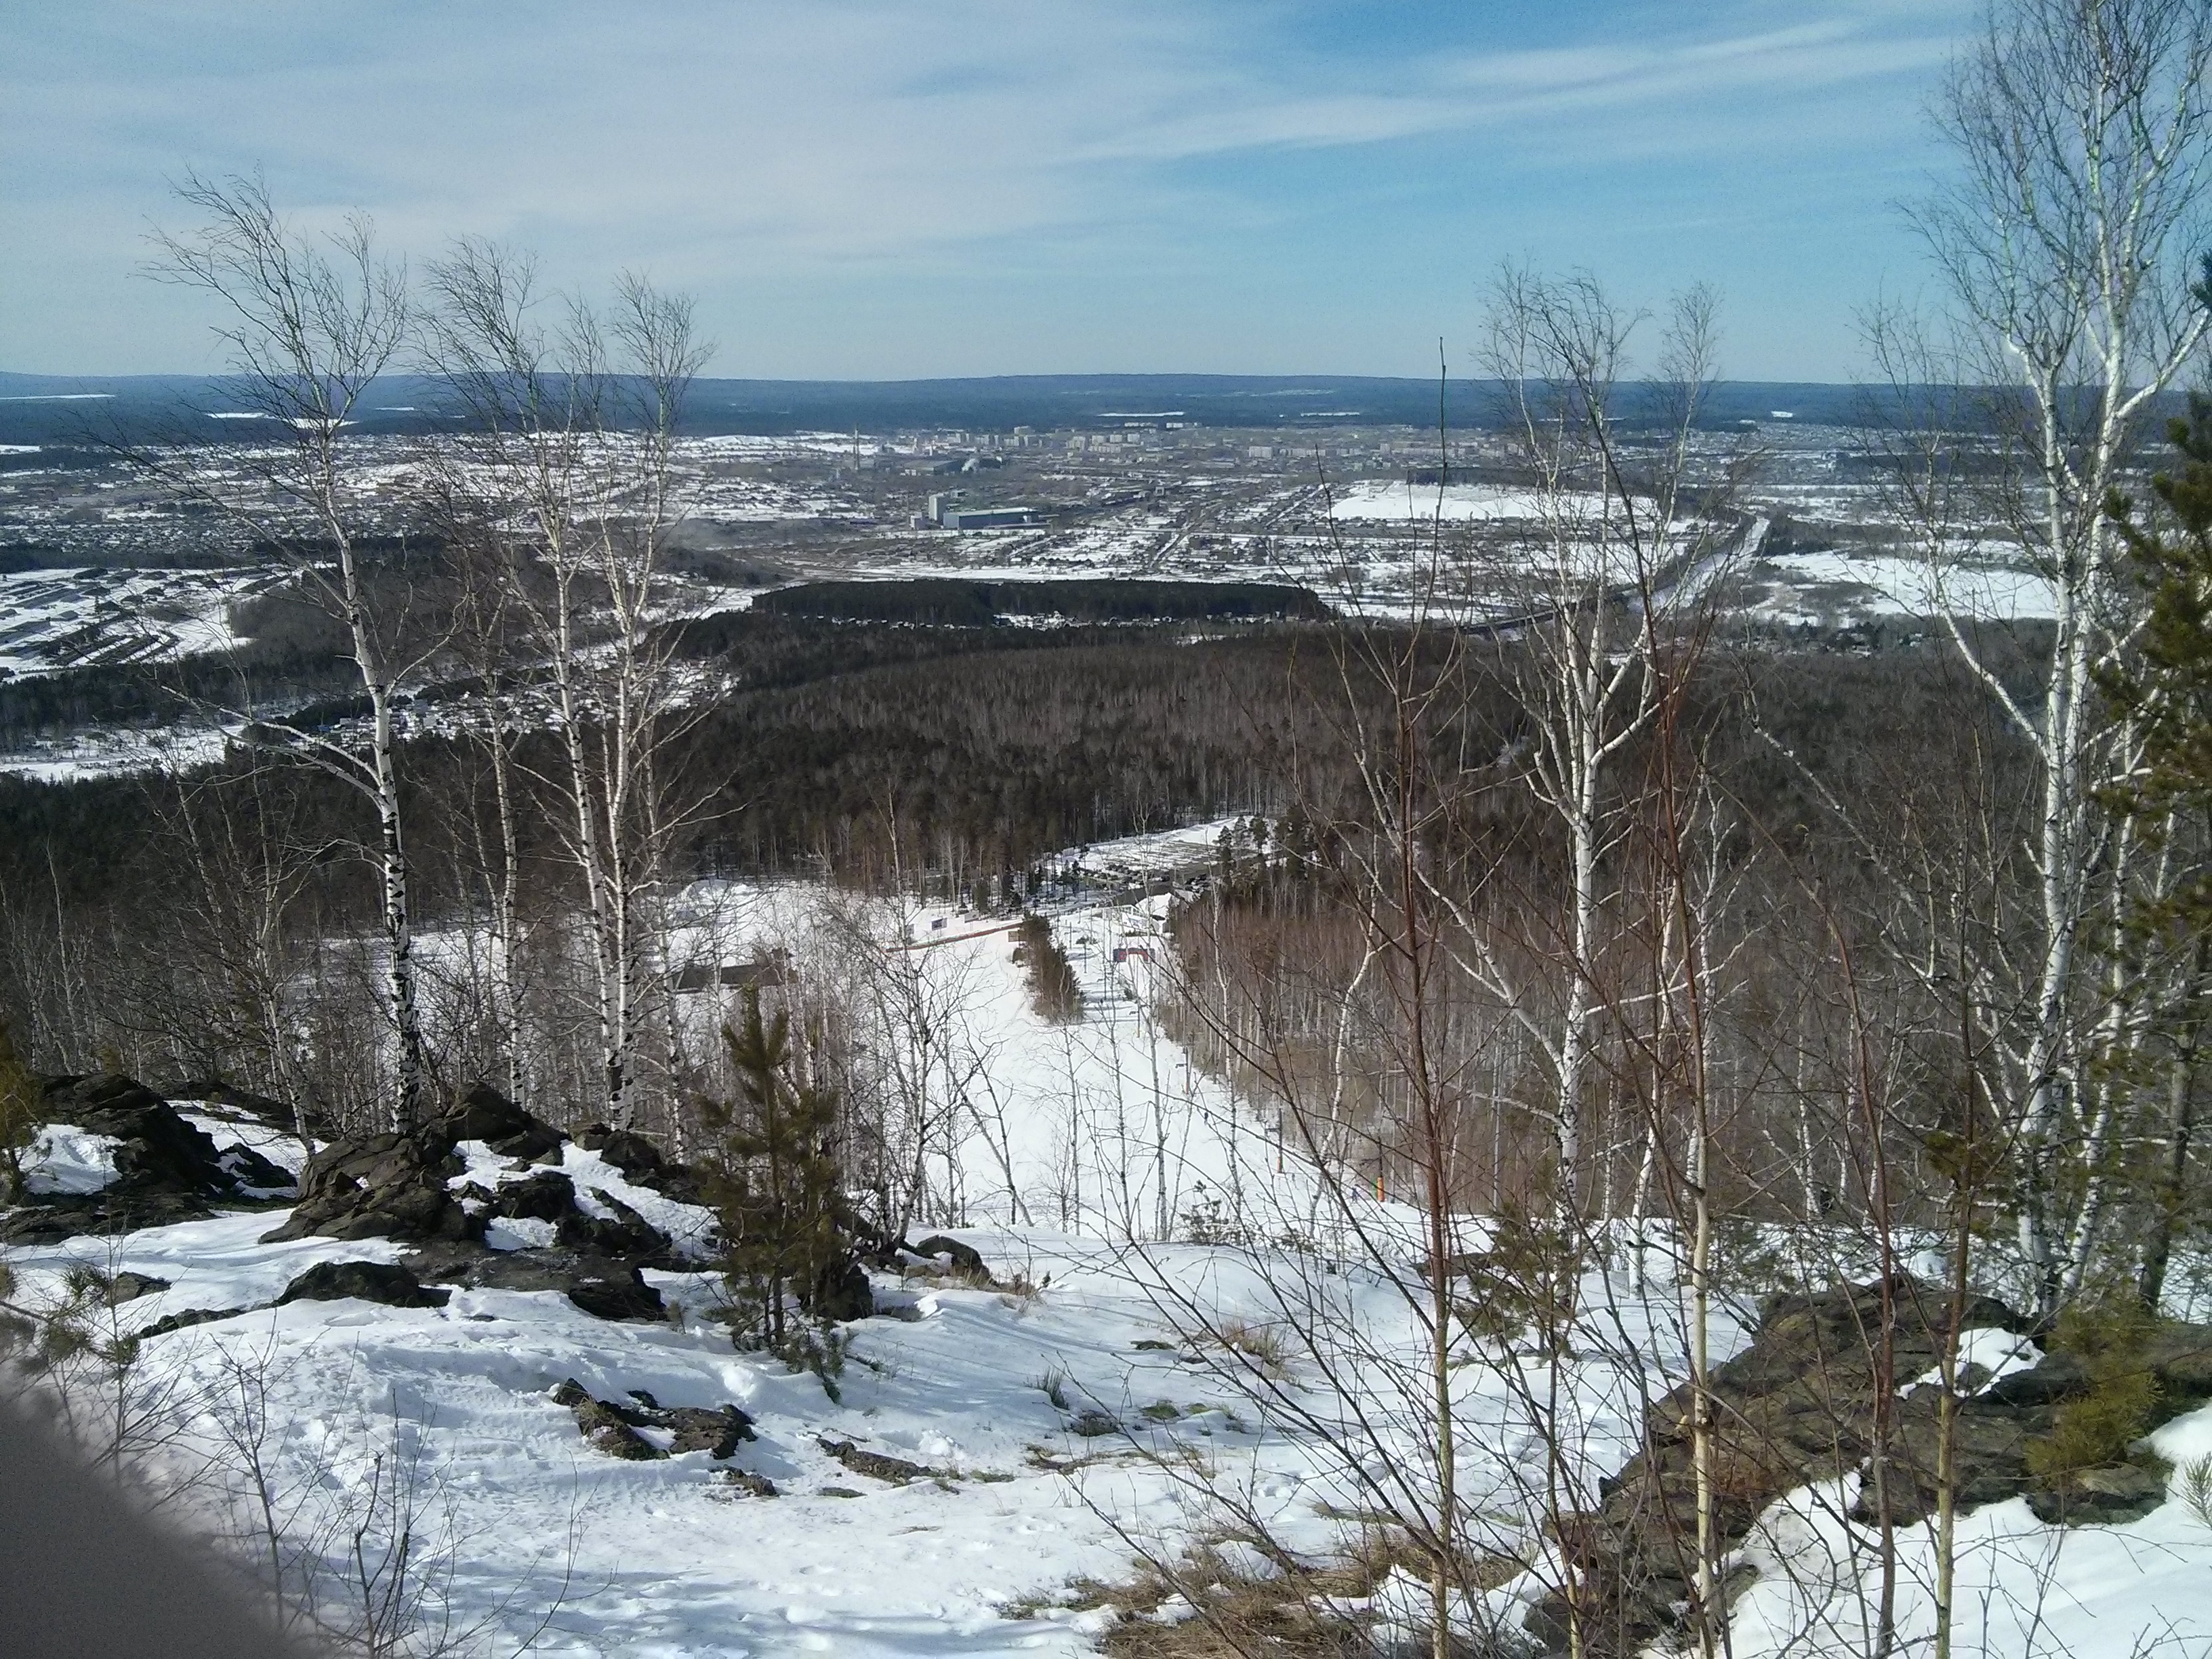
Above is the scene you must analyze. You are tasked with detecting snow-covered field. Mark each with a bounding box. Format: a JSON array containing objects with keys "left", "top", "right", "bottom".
[
  {"left": 0, "top": 719, "right": 241, "bottom": 782},
  {"left": 1328, "top": 481, "right": 1614, "bottom": 523},
  {"left": 1725, "top": 1428, "right": 2212, "bottom": 1659},
  {"left": 0, "top": 564, "right": 282, "bottom": 678},
  {"left": 687, "top": 474, "right": 875, "bottom": 524},
  {"left": 1750, "top": 549, "right": 2057, "bottom": 624},
  {"left": 5, "top": 1208, "right": 1586, "bottom": 1656},
  {"left": 652, "top": 846, "right": 1275, "bottom": 1242}
]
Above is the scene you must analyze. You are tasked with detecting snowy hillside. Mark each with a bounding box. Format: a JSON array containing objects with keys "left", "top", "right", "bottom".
[{"left": 8, "top": 849, "right": 2212, "bottom": 1658}]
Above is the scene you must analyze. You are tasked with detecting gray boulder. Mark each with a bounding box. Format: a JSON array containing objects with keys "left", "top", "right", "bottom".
[
  {"left": 263, "top": 1132, "right": 478, "bottom": 1245},
  {"left": 909, "top": 1234, "right": 987, "bottom": 1277},
  {"left": 552, "top": 1378, "right": 754, "bottom": 1461},
  {"left": 565, "top": 1269, "right": 665, "bottom": 1323},
  {"left": 276, "top": 1260, "right": 451, "bottom": 1309},
  {"left": 572, "top": 1122, "right": 707, "bottom": 1202},
  {"left": 553, "top": 1187, "right": 672, "bottom": 1261},
  {"left": 434, "top": 1084, "right": 564, "bottom": 1162}
]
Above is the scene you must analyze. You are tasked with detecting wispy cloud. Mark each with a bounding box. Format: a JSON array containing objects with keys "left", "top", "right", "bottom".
[{"left": 0, "top": 1, "right": 1972, "bottom": 375}]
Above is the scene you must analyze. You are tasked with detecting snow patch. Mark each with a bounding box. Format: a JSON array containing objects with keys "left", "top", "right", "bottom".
[
  {"left": 450, "top": 1139, "right": 720, "bottom": 1260},
  {"left": 1330, "top": 480, "right": 1616, "bottom": 523},
  {"left": 1904, "top": 1326, "right": 2041, "bottom": 1395},
  {"left": 485, "top": 1216, "right": 558, "bottom": 1251},
  {"left": 22, "top": 1124, "right": 121, "bottom": 1195},
  {"left": 178, "top": 1107, "right": 311, "bottom": 1176}
]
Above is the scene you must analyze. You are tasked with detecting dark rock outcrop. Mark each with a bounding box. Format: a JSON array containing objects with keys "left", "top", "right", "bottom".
[
  {"left": 712, "top": 1467, "right": 780, "bottom": 1498},
  {"left": 401, "top": 1241, "right": 670, "bottom": 1322},
  {"left": 433, "top": 1084, "right": 564, "bottom": 1163},
  {"left": 1528, "top": 1279, "right": 2212, "bottom": 1657},
  {"left": 133, "top": 1306, "right": 247, "bottom": 1341},
  {"left": 554, "top": 1187, "right": 672, "bottom": 1260},
  {"left": 263, "top": 1131, "right": 478, "bottom": 1245},
  {"left": 572, "top": 1122, "right": 707, "bottom": 1202},
  {"left": 264, "top": 1087, "right": 679, "bottom": 1257},
  {"left": 817, "top": 1435, "right": 934, "bottom": 1484},
  {"left": 565, "top": 1269, "right": 666, "bottom": 1323},
  {"left": 276, "top": 1260, "right": 451, "bottom": 1309},
  {"left": 551, "top": 1378, "right": 754, "bottom": 1461},
  {"left": 566, "top": 1393, "right": 664, "bottom": 1460},
  {"left": 0, "top": 1073, "right": 298, "bottom": 1243},
  {"left": 908, "top": 1234, "right": 987, "bottom": 1277},
  {"left": 42, "top": 1074, "right": 245, "bottom": 1189},
  {"left": 481, "top": 1170, "right": 579, "bottom": 1223},
  {"left": 2026, "top": 1459, "right": 2173, "bottom": 1524},
  {"left": 447, "top": 1172, "right": 672, "bottom": 1265},
  {"left": 810, "top": 1257, "right": 876, "bottom": 1322}
]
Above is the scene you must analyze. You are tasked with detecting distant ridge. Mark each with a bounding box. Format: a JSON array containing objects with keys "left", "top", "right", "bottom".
[{"left": 0, "top": 369, "right": 1879, "bottom": 444}]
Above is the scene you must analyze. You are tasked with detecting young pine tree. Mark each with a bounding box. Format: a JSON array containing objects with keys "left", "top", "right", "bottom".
[
  {"left": 2106, "top": 386, "right": 2212, "bottom": 914},
  {"left": 2103, "top": 376, "right": 2212, "bottom": 1311},
  {"left": 0, "top": 1023, "right": 42, "bottom": 1206},
  {"left": 1010, "top": 914, "right": 1084, "bottom": 1023},
  {"left": 703, "top": 989, "right": 848, "bottom": 1353}
]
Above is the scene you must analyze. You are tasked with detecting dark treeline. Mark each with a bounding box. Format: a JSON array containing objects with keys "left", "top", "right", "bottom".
[
  {"left": 753, "top": 577, "right": 1333, "bottom": 626},
  {"left": 0, "top": 642, "right": 358, "bottom": 747},
  {"left": 4, "top": 612, "right": 2033, "bottom": 909},
  {"left": 0, "top": 624, "right": 1340, "bottom": 912},
  {"left": 0, "top": 617, "right": 2034, "bottom": 1054},
  {"left": 1158, "top": 617, "right": 2054, "bottom": 1224}
]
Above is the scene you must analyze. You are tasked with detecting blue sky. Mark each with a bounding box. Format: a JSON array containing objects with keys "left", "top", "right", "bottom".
[{"left": 0, "top": 1, "right": 1973, "bottom": 380}]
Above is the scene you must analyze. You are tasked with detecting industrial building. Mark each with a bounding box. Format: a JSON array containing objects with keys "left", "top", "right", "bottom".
[
  {"left": 941, "top": 504, "right": 1045, "bottom": 531},
  {"left": 923, "top": 491, "right": 1047, "bottom": 531}
]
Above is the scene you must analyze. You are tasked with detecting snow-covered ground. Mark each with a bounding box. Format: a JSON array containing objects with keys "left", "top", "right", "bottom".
[
  {"left": 0, "top": 718, "right": 242, "bottom": 782},
  {"left": 655, "top": 840, "right": 1279, "bottom": 1242},
  {"left": 12, "top": 840, "right": 2212, "bottom": 1658},
  {"left": 20, "top": 1122, "right": 121, "bottom": 1195},
  {"left": 16, "top": 1195, "right": 2209, "bottom": 1656},
  {"left": 1, "top": 1211, "right": 1501, "bottom": 1656},
  {"left": 1750, "top": 548, "right": 2057, "bottom": 624},
  {"left": 1329, "top": 480, "right": 1616, "bottom": 523},
  {"left": 1725, "top": 1429, "right": 2212, "bottom": 1659},
  {"left": 0, "top": 564, "right": 283, "bottom": 678}
]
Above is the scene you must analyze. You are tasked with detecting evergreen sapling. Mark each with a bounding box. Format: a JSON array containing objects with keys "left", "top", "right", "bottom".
[{"left": 703, "top": 989, "right": 855, "bottom": 1390}]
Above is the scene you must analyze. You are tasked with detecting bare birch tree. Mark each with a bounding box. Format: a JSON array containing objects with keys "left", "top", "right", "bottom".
[
  {"left": 1445, "top": 270, "right": 1750, "bottom": 1229},
  {"left": 424, "top": 243, "right": 710, "bottom": 1129},
  {"left": 1883, "top": 0, "right": 2212, "bottom": 1319},
  {"left": 147, "top": 175, "right": 431, "bottom": 1130}
]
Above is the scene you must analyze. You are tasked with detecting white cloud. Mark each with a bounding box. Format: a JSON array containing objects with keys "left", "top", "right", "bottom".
[{"left": 0, "top": 0, "right": 1970, "bottom": 373}]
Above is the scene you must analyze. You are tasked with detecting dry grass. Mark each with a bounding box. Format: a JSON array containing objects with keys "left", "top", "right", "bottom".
[
  {"left": 1090, "top": 1544, "right": 1377, "bottom": 1658},
  {"left": 1018, "top": 1530, "right": 1517, "bottom": 1659},
  {"left": 1208, "top": 1317, "right": 1292, "bottom": 1380}
]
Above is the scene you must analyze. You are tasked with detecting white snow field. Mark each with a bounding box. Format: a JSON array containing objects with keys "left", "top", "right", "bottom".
[
  {"left": 649, "top": 850, "right": 1277, "bottom": 1244},
  {"left": 1328, "top": 481, "right": 1616, "bottom": 524},
  {"left": 1750, "top": 548, "right": 2058, "bottom": 625},
  {"left": 10, "top": 832, "right": 2212, "bottom": 1656},
  {"left": 0, "top": 718, "right": 243, "bottom": 782}
]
